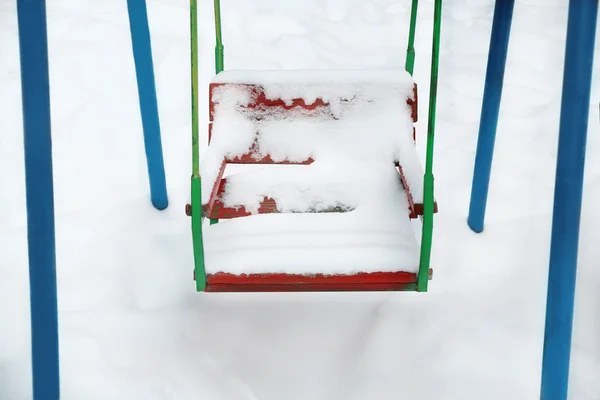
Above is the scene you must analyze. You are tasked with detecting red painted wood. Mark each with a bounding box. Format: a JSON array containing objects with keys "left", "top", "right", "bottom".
[
  {"left": 206, "top": 281, "right": 416, "bottom": 292},
  {"left": 203, "top": 80, "right": 428, "bottom": 221},
  {"left": 410, "top": 84, "right": 418, "bottom": 123},
  {"left": 206, "top": 176, "right": 353, "bottom": 219},
  {"left": 209, "top": 125, "right": 314, "bottom": 164},
  {"left": 210, "top": 271, "right": 415, "bottom": 284},
  {"left": 207, "top": 81, "right": 417, "bottom": 165},
  {"left": 209, "top": 82, "right": 418, "bottom": 123},
  {"left": 413, "top": 203, "right": 439, "bottom": 216},
  {"left": 209, "top": 83, "right": 331, "bottom": 122},
  {"left": 204, "top": 269, "right": 432, "bottom": 292},
  {"left": 209, "top": 195, "right": 279, "bottom": 219},
  {"left": 203, "top": 160, "right": 315, "bottom": 218},
  {"left": 198, "top": 79, "right": 435, "bottom": 293},
  {"left": 203, "top": 160, "right": 227, "bottom": 217},
  {"left": 225, "top": 141, "right": 314, "bottom": 164},
  {"left": 248, "top": 89, "right": 328, "bottom": 111},
  {"left": 205, "top": 164, "right": 436, "bottom": 220},
  {"left": 227, "top": 154, "right": 314, "bottom": 164},
  {"left": 395, "top": 163, "right": 438, "bottom": 218},
  {"left": 396, "top": 163, "right": 417, "bottom": 218}
]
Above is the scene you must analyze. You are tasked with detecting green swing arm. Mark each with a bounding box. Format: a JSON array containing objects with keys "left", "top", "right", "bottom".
[
  {"left": 405, "top": 0, "right": 419, "bottom": 75},
  {"left": 214, "top": 0, "right": 224, "bottom": 74},
  {"left": 415, "top": 0, "right": 442, "bottom": 292},
  {"left": 190, "top": 0, "right": 206, "bottom": 291},
  {"left": 189, "top": 0, "right": 442, "bottom": 292}
]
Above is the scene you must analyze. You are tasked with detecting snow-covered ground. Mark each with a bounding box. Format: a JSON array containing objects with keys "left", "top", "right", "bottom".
[{"left": 1, "top": 0, "right": 600, "bottom": 398}]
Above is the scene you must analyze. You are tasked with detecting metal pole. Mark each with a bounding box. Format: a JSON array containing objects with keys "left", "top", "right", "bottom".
[
  {"left": 127, "top": 0, "right": 169, "bottom": 210},
  {"left": 190, "top": 0, "right": 207, "bottom": 291},
  {"left": 467, "top": 0, "right": 515, "bottom": 233},
  {"left": 417, "top": 0, "right": 442, "bottom": 292},
  {"left": 405, "top": 0, "right": 419, "bottom": 75},
  {"left": 214, "top": 0, "right": 224, "bottom": 73},
  {"left": 16, "top": 0, "right": 60, "bottom": 398},
  {"left": 540, "top": 1, "right": 598, "bottom": 398}
]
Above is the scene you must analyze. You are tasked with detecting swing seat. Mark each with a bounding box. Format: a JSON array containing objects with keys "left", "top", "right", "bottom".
[
  {"left": 203, "top": 69, "right": 438, "bottom": 221},
  {"left": 188, "top": 0, "right": 442, "bottom": 293},
  {"left": 192, "top": 69, "right": 435, "bottom": 292}
]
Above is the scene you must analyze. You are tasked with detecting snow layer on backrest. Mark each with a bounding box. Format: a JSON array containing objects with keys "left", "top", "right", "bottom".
[
  {"left": 211, "top": 68, "right": 414, "bottom": 86},
  {"left": 200, "top": 70, "right": 419, "bottom": 209},
  {"left": 212, "top": 68, "right": 414, "bottom": 109}
]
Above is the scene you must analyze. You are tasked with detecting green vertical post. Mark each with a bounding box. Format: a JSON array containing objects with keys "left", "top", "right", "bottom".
[
  {"left": 190, "top": 0, "right": 206, "bottom": 291},
  {"left": 417, "top": 0, "right": 442, "bottom": 292},
  {"left": 191, "top": 0, "right": 199, "bottom": 180},
  {"left": 405, "top": 0, "right": 419, "bottom": 75},
  {"left": 214, "top": 0, "right": 224, "bottom": 73}
]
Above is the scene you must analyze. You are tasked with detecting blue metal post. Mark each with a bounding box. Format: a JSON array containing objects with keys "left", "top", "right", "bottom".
[
  {"left": 540, "top": 1, "right": 598, "bottom": 399},
  {"left": 127, "top": 0, "right": 169, "bottom": 210},
  {"left": 467, "top": 0, "right": 515, "bottom": 233},
  {"left": 16, "top": 0, "right": 60, "bottom": 398}
]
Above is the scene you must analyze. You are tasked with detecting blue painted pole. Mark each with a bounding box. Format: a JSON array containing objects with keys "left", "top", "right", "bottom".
[
  {"left": 540, "top": 1, "right": 598, "bottom": 399},
  {"left": 467, "top": 0, "right": 515, "bottom": 233},
  {"left": 126, "top": 0, "right": 169, "bottom": 210},
  {"left": 16, "top": 0, "right": 60, "bottom": 398}
]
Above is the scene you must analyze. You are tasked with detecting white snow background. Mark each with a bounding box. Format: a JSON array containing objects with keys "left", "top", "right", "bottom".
[{"left": 1, "top": 0, "right": 600, "bottom": 399}]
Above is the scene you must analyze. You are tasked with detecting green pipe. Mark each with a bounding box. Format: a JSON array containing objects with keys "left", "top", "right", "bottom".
[
  {"left": 191, "top": 0, "right": 199, "bottom": 178},
  {"left": 417, "top": 0, "right": 442, "bottom": 292},
  {"left": 190, "top": 0, "right": 206, "bottom": 291},
  {"left": 191, "top": 176, "right": 206, "bottom": 291},
  {"left": 214, "top": 0, "right": 224, "bottom": 73},
  {"left": 405, "top": 0, "right": 419, "bottom": 75}
]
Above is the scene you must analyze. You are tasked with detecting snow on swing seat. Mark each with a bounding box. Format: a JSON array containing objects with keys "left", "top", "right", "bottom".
[
  {"left": 203, "top": 207, "right": 422, "bottom": 291},
  {"left": 199, "top": 68, "right": 431, "bottom": 287}
]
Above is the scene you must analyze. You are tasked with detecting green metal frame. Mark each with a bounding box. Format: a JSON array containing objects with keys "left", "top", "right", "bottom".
[
  {"left": 417, "top": 0, "right": 442, "bottom": 292},
  {"left": 190, "top": 0, "right": 442, "bottom": 292},
  {"left": 214, "top": 0, "right": 224, "bottom": 73},
  {"left": 190, "top": 0, "right": 206, "bottom": 291},
  {"left": 405, "top": 0, "right": 419, "bottom": 75}
]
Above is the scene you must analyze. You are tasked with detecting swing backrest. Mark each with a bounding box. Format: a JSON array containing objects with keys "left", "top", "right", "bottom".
[{"left": 208, "top": 81, "right": 418, "bottom": 165}]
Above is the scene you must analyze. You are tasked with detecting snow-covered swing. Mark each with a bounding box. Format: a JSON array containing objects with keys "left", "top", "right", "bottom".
[{"left": 186, "top": 0, "right": 441, "bottom": 292}]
